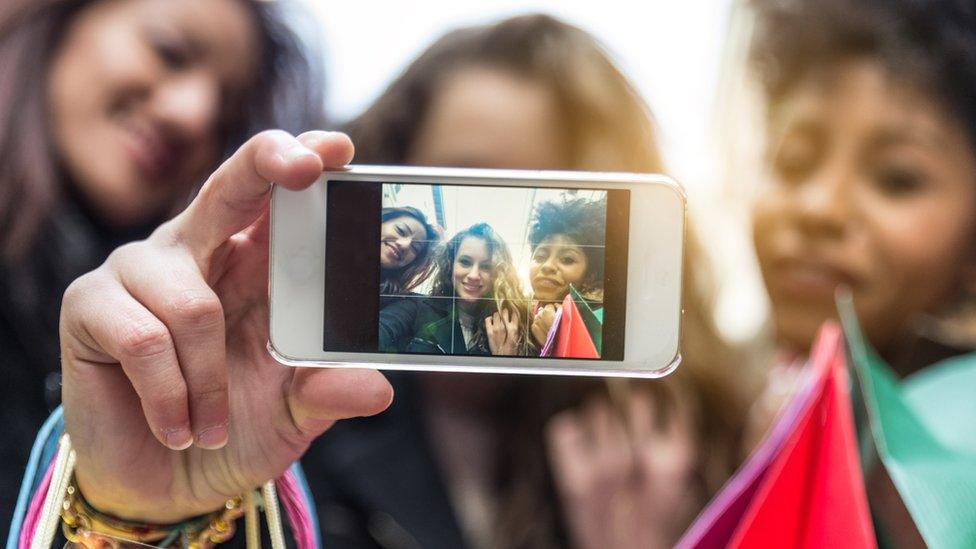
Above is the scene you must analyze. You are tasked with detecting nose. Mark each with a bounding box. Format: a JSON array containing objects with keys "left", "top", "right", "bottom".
[
  {"left": 541, "top": 255, "right": 559, "bottom": 274},
  {"left": 794, "top": 161, "right": 854, "bottom": 240},
  {"left": 396, "top": 236, "right": 412, "bottom": 252},
  {"left": 151, "top": 72, "right": 220, "bottom": 140},
  {"left": 467, "top": 266, "right": 483, "bottom": 281}
]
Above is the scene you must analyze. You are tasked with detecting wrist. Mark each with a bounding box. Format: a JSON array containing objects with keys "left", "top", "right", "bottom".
[
  {"left": 74, "top": 469, "right": 209, "bottom": 524},
  {"left": 73, "top": 458, "right": 244, "bottom": 525},
  {"left": 65, "top": 478, "right": 245, "bottom": 547}
]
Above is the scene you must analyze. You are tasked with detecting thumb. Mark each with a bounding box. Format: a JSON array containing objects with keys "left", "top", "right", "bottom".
[
  {"left": 286, "top": 367, "right": 392, "bottom": 439},
  {"left": 174, "top": 130, "right": 353, "bottom": 265}
]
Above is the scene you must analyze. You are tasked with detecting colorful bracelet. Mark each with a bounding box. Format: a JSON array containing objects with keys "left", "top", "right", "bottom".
[
  {"left": 60, "top": 479, "right": 247, "bottom": 548},
  {"left": 21, "top": 432, "right": 299, "bottom": 549}
]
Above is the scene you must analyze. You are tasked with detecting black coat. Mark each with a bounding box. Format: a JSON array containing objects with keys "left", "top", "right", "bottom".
[
  {"left": 0, "top": 197, "right": 156, "bottom": 533},
  {"left": 301, "top": 373, "right": 469, "bottom": 549}
]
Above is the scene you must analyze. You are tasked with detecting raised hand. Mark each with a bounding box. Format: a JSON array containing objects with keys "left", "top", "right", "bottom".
[
  {"left": 546, "top": 389, "right": 699, "bottom": 549},
  {"left": 60, "top": 130, "right": 393, "bottom": 523},
  {"left": 530, "top": 303, "right": 559, "bottom": 347},
  {"left": 486, "top": 308, "right": 519, "bottom": 356}
]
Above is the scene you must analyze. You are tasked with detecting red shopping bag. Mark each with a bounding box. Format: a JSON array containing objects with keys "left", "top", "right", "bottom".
[
  {"left": 678, "top": 323, "right": 875, "bottom": 548},
  {"left": 554, "top": 293, "right": 599, "bottom": 359}
]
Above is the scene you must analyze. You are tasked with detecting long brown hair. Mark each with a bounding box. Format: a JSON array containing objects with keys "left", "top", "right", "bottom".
[
  {"left": 344, "top": 13, "right": 748, "bottom": 549},
  {"left": 0, "top": 0, "right": 324, "bottom": 261},
  {"left": 429, "top": 222, "right": 530, "bottom": 354},
  {"left": 344, "top": 14, "right": 662, "bottom": 173}
]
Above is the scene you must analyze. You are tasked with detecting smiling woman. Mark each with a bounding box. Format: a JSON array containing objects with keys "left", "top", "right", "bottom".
[
  {"left": 379, "top": 206, "right": 441, "bottom": 299},
  {"left": 0, "top": 0, "right": 324, "bottom": 523},
  {"left": 46, "top": 0, "right": 260, "bottom": 227}
]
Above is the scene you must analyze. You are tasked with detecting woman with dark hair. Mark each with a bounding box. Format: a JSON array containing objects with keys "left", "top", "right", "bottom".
[
  {"left": 379, "top": 222, "right": 528, "bottom": 356},
  {"left": 748, "top": 0, "right": 976, "bottom": 369},
  {"left": 745, "top": 0, "right": 976, "bottom": 543},
  {"left": 527, "top": 196, "right": 608, "bottom": 349},
  {"left": 379, "top": 206, "right": 440, "bottom": 302},
  {"left": 304, "top": 13, "right": 748, "bottom": 549},
  {"left": 0, "top": 0, "right": 324, "bottom": 523}
]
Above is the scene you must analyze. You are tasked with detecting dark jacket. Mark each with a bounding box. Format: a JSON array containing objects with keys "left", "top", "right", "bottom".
[
  {"left": 301, "top": 373, "right": 468, "bottom": 549},
  {"left": 379, "top": 297, "right": 489, "bottom": 356},
  {"left": 0, "top": 196, "right": 156, "bottom": 533}
]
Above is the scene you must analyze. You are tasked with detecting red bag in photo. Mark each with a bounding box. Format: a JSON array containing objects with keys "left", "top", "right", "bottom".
[{"left": 553, "top": 293, "right": 598, "bottom": 359}]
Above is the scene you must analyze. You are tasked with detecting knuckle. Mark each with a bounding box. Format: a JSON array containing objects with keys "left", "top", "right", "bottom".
[
  {"left": 61, "top": 274, "right": 94, "bottom": 310},
  {"left": 189, "top": 378, "right": 228, "bottom": 405},
  {"left": 166, "top": 290, "right": 223, "bottom": 328},
  {"left": 119, "top": 319, "right": 173, "bottom": 359},
  {"left": 107, "top": 241, "right": 146, "bottom": 267},
  {"left": 252, "top": 129, "right": 293, "bottom": 151},
  {"left": 146, "top": 383, "right": 189, "bottom": 415}
]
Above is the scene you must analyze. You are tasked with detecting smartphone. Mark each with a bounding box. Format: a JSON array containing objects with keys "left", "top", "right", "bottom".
[{"left": 268, "top": 165, "right": 684, "bottom": 378}]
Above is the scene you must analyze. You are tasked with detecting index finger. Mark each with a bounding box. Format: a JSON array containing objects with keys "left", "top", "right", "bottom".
[{"left": 176, "top": 130, "right": 354, "bottom": 259}]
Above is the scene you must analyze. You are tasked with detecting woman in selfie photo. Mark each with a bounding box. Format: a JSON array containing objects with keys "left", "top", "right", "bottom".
[
  {"left": 526, "top": 196, "right": 608, "bottom": 355},
  {"left": 305, "top": 14, "right": 749, "bottom": 549},
  {"left": 379, "top": 222, "right": 529, "bottom": 357},
  {"left": 379, "top": 206, "right": 441, "bottom": 308},
  {"left": 0, "top": 0, "right": 323, "bottom": 522}
]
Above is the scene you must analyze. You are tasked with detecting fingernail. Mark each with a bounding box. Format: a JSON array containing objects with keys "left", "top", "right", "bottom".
[
  {"left": 195, "top": 423, "right": 229, "bottom": 450},
  {"left": 164, "top": 427, "right": 193, "bottom": 451},
  {"left": 282, "top": 145, "right": 317, "bottom": 162}
]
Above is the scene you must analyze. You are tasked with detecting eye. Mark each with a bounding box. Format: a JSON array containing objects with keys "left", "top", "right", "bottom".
[
  {"left": 149, "top": 31, "right": 192, "bottom": 70},
  {"left": 532, "top": 249, "right": 549, "bottom": 262},
  {"left": 771, "top": 131, "right": 821, "bottom": 184},
  {"left": 560, "top": 255, "right": 578, "bottom": 266},
  {"left": 874, "top": 167, "right": 927, "bottom": 197},
  {"left": 459, "top": 258, "right": 472, "bottom": 268},
  {"left": 396, "top": 224, "right": 407, "bottom": 236}
]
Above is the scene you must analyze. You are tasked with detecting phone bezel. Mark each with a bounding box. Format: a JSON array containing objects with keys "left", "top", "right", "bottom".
[{"left": 269, "top": 165, "right": 684, "bottom": 378}]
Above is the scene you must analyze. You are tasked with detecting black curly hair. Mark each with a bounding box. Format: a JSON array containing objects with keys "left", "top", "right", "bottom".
[
  {"left": 528, "top": 196, "right": 608, "bottom": 290},
  {"left": 749, "top": 0, "right": 976, "bottom": 147}
]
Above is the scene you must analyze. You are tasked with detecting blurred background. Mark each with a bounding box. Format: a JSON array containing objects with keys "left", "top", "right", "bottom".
[{"left": 303, "top": 0, "right": 769, "bottom": 342}]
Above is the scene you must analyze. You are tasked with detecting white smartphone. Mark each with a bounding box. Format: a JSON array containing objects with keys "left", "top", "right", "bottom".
[{"left": 268, "top": 165, "right": 684, "bottom": 378}]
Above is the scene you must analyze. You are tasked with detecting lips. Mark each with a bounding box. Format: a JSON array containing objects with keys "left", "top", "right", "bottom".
[
  {"left": 534, "top": 276, "right": 563, "bottom": 289},
  {"left": 768, "top": 257, "right": 858, "bottom": 301},
  {"left": 460, "top": 281, "right": 483, "bottom": 295},
  {"left": 384, "top": 242, "right": 403, "bottom": 262},
  {"left": 118, "top": 116, "right": 179, "bottom": 181}
]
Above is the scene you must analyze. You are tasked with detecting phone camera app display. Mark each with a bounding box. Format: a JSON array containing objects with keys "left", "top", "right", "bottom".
[
  {"left": 323, "top": 180, "right": 629, "bottom": 363},
  {"left": 379, "top": 183, "right": 607, "bottom": 359}
]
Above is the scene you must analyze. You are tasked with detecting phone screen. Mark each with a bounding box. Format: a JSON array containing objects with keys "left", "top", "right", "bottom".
[{"left": 323, "top": 180, "right": 629, "bottom": 361}]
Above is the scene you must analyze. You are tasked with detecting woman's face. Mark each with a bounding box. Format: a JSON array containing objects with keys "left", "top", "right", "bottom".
[
  {"left": 380, "top": 215, "right": 426, "bottom": 270},
  {"left": 408, "top": 66, "right": 567, "bottom": 169},
  {"left": 47, "top": 0, "right": 259, "bottom": 227},
  {"left": 530, "top": 234, "right": 589, "bottom": 303},
  {"left": 753, "top": 60, "right": 976, "bottom": 354},
  {"left": 453, "top": 236, "right": 494, "bottom": 303}
]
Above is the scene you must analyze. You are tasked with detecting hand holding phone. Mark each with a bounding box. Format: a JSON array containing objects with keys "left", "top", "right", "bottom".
[
  {"left": 270, "top": 166, "right": 685, "bottom": 377},
  {"left": 59, "top": 131, "right": 392, "bottom": 523}
]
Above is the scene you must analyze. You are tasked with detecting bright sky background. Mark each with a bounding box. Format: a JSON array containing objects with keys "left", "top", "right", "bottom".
[{"left": 305, "top": 0, "right": 768, "bottom": 339}]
